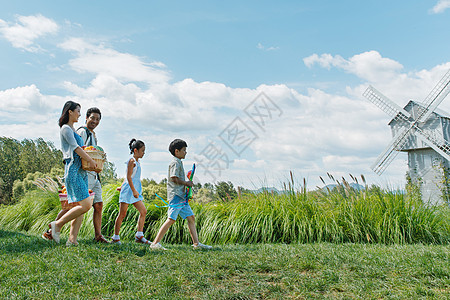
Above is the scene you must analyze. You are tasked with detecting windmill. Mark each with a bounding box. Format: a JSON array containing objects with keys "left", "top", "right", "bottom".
[{"left": 363, "top": 68, "right": 450, "bottom": 205}]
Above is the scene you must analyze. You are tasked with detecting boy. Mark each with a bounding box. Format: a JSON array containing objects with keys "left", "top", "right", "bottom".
[{"left": 151, "top": 139, "right": 212, "bottom": 250}]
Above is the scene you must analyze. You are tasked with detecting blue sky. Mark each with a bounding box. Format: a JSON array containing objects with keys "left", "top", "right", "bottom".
[{"left": 1, "top": 1, "right": 450, "bottom": 189}]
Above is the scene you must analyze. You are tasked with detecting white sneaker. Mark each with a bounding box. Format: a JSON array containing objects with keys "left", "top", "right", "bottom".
[
  {"left": 192, "top": 242, "right": 212, "bottom": 250},
  {"left": 50, "top": 221, "right": 60, "bottom": 244},
  {"left": 150, "top": 242, "right": 167, "bottom": 250}
]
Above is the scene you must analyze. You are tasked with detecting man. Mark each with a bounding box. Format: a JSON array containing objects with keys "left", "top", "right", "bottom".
[{"left": 76, "top": 107, "right": 109, "bottom": 243}]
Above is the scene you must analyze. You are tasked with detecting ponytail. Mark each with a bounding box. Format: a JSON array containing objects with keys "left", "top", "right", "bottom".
[{"left": 129, "top": 139, "right": 145, "bottom": 154}]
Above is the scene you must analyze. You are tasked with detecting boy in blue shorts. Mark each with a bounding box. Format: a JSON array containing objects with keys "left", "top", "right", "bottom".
[{"left": 151, "top": 139, "right": 212, "bottom": 250}]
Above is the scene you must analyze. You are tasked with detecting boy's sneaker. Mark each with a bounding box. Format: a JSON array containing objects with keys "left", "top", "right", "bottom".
[
  {"left": 150, "top": 242, "right": 167, "bottom": 250},
  {"left": 192, "top": 242, "right": 212, "bottom": 250}
]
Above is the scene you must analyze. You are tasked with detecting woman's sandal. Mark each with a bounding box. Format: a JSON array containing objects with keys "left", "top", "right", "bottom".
[{"left": 135, "top": 236, "right": 151, "bottom": 245}]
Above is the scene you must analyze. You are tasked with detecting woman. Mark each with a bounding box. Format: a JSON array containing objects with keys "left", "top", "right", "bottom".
[{"left": 49, "top": 101, "right": 97, "bottom": 245}]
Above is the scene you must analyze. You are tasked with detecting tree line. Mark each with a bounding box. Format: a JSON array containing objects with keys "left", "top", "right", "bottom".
[
  {"left": 0, "top": 137, "right": 63, "bottom": 204},
  {"left": 0, "top": 137, "right": 117, "bottom": 204},
  {"left": 1, "top": 137, "right": 248, "bottom": 205}
]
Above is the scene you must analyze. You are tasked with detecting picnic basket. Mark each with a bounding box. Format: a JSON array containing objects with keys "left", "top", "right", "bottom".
[
  {"left": 59, "top": 191, "right": 95, "bottom": 209},
  {"left": 81, "top": 148, "right": 107, "bottom": 173}
]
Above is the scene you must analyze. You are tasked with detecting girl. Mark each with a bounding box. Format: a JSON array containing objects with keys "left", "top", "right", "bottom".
[
  {"left": 112, "top": 139, "right": 150, "bottom": 244},
  {"left": 49, "top": 101, "right": 97, "bottom": 245}
]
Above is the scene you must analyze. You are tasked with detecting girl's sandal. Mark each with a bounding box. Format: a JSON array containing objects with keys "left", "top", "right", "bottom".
[
  {"left": 111, "top": 238, "right": 121, "bottom": 245},
  {"left": 135, "top": 236, "right": 151, "bottom": 245}
]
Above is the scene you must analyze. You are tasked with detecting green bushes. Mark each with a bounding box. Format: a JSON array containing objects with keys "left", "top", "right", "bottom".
[{"left": 0, "top": 178, "right": 448, "bottom": 245}]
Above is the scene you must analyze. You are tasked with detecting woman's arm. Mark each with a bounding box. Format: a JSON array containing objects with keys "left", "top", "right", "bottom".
[{"left": 74, "top": 147, "right": 97, "bottom": 170}]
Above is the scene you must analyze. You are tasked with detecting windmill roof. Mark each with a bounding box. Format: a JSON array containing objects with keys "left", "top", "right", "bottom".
[{"left": 388, "top": 100, "right": 450, "bottom": 125}]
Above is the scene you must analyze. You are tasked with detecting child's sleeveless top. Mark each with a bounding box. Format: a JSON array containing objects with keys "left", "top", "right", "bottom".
[{"left": 119, "top": 157, "right": 144, "bottom": 204}]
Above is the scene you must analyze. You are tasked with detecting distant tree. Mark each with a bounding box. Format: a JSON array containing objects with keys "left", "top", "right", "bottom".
[
  {"left": 203, "top": 182, "right": 214, "bottom": 191},
  {"left": 0, "top": 137, "right": 22, "bottom": 203},
  {"left": 100, "top": 160, "right": 118, "bottom": 185},
  {"left": 215, "top": 181, "right": 238, "bottom": 201},
  {"left": 142, "top": 183, "right": 167, "bottom": 203},
  {"left": 192, "top": 187, "right": 216, "bottom": 203},
  {"left": 0, "top": 137, "right": 63, "bottom": 204}
]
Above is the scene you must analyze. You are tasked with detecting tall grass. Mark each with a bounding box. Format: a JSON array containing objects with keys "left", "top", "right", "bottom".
[
  {"left": 193, "top": 176, "right": 449, "bottom": 244},
  {"left": 0, "top": 175, "right": 449, "bottom": 245}
]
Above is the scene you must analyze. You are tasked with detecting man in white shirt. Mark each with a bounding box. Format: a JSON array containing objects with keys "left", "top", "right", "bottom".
[{"left": 77, "top": 107, "right": 109, "bottom": 243}]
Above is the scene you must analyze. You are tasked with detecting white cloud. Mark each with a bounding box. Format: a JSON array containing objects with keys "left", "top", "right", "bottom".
[
  {"left": 0, "top": 84, "right": 63, "bottom": 116},
  {"left": 59, "top": 38, "right": 170, "bottom": 84},
  {"left": 304, "top": 51, "right": 403, "bottom": 82},
  {"left": 256, "top": 42, "right": 279, "bottom": 51},
  {"left": 430, "top": 0, "right": 450, "bottom": 13},
  {"left": 0, "top": 14, "right": 58, "bottom": 52}
]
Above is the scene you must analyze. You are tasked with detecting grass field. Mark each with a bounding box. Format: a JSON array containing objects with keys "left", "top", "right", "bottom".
[
  {"left": 0, "top": 229, "right": 449, "bottom": 299},
  {"left": 0, "top": 177, "right": 449, "bottom": 298}
]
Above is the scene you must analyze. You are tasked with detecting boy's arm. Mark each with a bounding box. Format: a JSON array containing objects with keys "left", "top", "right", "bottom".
[{"left": 170, "top": 176, "right": 193, "bottom": 187}]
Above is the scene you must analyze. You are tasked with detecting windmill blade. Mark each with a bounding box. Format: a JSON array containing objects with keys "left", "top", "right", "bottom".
[
  {"left": 418, "top": 68, "right": 450, "bottom": 123},
  {"left": 363, "top": 85, "right": 411, "bottom": 121},
  {"left": 371, "top": 126, "right": 412, "bottom": 175},
  {"left": 413, "top": 126, "right": 450, "bottom": 162}
]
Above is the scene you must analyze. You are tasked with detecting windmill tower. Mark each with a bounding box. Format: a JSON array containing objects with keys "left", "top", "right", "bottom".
[{"left": 363, "top": 69, "right": 450, "bottom": 205}]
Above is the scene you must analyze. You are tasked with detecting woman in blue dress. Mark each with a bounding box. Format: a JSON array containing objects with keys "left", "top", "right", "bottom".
[{"left": 49, "top": 101, "right": 97, "bottom": 245}]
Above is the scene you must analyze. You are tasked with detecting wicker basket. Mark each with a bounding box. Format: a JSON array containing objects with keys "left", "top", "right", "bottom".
[
  {"left": 59, "top": 192, "right": 95, "bottom": 209},
  {"left": 81, "top": 150, "right": 106, "bottom": 173}
]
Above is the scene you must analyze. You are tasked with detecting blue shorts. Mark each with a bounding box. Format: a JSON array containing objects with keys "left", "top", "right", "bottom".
[{"left": 168, "top": 195, "right": 194, "bottom": 220}]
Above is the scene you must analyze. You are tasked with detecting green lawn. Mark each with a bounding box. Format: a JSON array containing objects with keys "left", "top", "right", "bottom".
[{"left": 0, "top": 230, "right": 449, "bottom": 299}]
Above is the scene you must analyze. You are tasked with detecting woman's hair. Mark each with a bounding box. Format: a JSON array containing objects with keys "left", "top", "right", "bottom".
[
  {"left": 129, "top": 139, "right": 145, "bottom": 154},
  {"left": 59, "top": 101, "right": 81, "bottom": 127}
]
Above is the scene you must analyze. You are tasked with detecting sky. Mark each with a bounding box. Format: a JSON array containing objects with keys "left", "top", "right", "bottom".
[{"left": 1, "top": 0, "right": 450, "bottom": 190}]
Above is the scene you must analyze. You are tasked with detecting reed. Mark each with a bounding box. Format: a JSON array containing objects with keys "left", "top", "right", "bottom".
[{"left": 0, "top": 175, "right": 448, "bottom": 245}]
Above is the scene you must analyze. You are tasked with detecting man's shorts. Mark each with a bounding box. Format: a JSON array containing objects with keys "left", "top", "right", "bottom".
[
  {"left": 168, "top": 195, "right": 194, "bottom": 220},
  {"left": 87, "top": 172, "right": 102, "bottom": 204}
]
